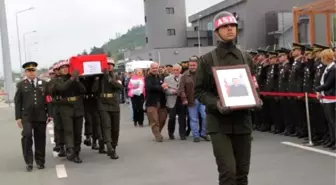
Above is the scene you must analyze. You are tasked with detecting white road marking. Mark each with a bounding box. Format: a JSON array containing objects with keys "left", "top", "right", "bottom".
[
  {"left": 55, "top": 164, "right": 67, "bottom": 178},
  {"left": 48, "top": 129, "right": 54, "bottom": 135},
  {"left": 281, "top": 141, "right": 336, "bottom": 158},
  {"left": 53, "top": 151, "right": 58, "bottom": 158},
  {"left": 50, "top": 137, "right": 55, "bottom": 144}
]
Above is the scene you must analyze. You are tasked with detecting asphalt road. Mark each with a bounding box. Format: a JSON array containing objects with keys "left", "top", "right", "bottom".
[{"left": 0, "top": 104, "right": 335, "bottom": 185}]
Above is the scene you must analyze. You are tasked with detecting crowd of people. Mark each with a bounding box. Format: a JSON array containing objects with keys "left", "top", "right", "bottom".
[
  {"left": 120, "top": 58, "right": 209, "bottom": 142},
  {"left": 13, "top": 10, "right": 335, "bottom": 185}
]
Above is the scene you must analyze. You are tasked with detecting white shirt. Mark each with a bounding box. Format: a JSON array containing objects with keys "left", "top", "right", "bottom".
[
  {"left": 129, "top": 78, "right": 144, "bottom": 96},
  {"left": 320, "top": 62, "right": 336, "bottom": 103}
]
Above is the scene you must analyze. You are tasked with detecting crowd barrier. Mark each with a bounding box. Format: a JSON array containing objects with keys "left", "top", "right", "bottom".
[{"left": 259, "top": 91, "right": 336, "bottom": 146}]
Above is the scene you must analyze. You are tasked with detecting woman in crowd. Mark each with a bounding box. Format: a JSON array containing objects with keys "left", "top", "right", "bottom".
[
  {"left": 315, "top": 48, "right": 336, "bottom": 150},
  {"left": 128, "top": 68, "right": 146, "bottom": 127}
]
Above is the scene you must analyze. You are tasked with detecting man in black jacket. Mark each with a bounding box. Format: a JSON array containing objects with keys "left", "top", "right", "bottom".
[
  {"left": 145, "top": 62, "right": 167, "bottom": 142},
  {"left": 15, "top": 61, "right": 52, "bottom": 171}
]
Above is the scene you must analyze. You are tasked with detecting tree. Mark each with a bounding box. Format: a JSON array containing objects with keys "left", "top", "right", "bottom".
[
  {"left": 82, "top": 50, "right": 88, "bottom": 55},
  {"left": 90, "top": 46, "right": 105, "bottom": 55},
  {"left": 107, "top": 51, "right": 112, "bottom": 57}
]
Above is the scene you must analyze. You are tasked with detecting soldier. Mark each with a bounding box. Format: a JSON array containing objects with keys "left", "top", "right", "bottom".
[
  {"left": 81, "top": 76, "right": 106, "bottom": 153},
  {"left": 14, "top": 61, "right": 52, "bottom": 171},
  {"left": 276, "top": 48, "right": 292, "bottom": 136},
  {"left": 48, "top": 62, "right": 66, "bottom": 157},
  {"left": 194, "top": 11, "right": 261, "bottom": 185},
  {"left": 52, "top": 60, "right": 86, "bottom": 163},
  {"left": 288, "top": 43, "right": 306, "bottom": 138},
  {"left": 311, "top": 44, "right": 330, "bottom": 145},
  {"left": 92, "top": 59, "right": 122, "bottom": 159}
]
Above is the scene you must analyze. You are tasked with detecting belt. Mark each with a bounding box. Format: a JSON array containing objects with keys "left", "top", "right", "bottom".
[
  {"left": 101, "top": 93, "right": 114, "bottom": 98},
  {"left": 60, "top": 96, "right": 79, "bottom": 102}
]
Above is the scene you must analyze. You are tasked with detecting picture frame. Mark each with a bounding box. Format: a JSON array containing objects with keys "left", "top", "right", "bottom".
[{"left": 212, "top": 64, "right": 260, "bottom": 110}]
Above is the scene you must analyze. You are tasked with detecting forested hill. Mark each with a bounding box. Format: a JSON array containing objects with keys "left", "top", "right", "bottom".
[{"left": 78, "top": 25, "right": 146, "bottom": 61}]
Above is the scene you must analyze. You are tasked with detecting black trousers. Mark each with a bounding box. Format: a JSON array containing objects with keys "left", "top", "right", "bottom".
[
  {"left": 21, "top": 120, "right": 46, "bottom": 165},
  {"left": 310, "top": 101, "right": 327, "bottom": 138},
  {"left": 84, "top": 107, "right": 103, "bottom": 140},
  {"left": 131, "top": 94, "right": 145, "bottom": 124},
  {"left": 101, "top": 111, "right": 120, "bottom": 148},
  {"left": 280, "top": 98, "right": 292, "bottom": 133},
  {"left": 167, "top": 99, "right": 187, "bottom": 137},
  {"left": 272, "top": 98, "right": 284, "bottom": 132},
  {"left": 323, "top": 103, "right": 336, "bottom": 143},
  {"left": 53, "top": 105, "right": 64, "bottom": 146},
  {"left": 61, "top": 115, "right": 83, "bottom": 153}
]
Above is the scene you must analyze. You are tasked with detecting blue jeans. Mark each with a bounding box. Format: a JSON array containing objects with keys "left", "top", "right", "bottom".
[{"left": 188, "top": 99, "right": 206, "bottom": 138}]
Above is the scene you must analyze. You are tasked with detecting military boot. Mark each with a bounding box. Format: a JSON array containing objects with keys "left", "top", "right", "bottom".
[
  {"left": 83, "top": 136, "right": 92, "bottom": 146},
  {"left": 58, "top": 146, "right": 66, "bottom": 157},
  {"left": 53, "top": 145, "right": 60, "bottom": 152},
  {"left": 91, "top": 139, "right": 99, "bottom": 150},
  {"left": 73, "top": 152, "right": 83, "bottom": 163},
  {"left": 98, "top": 140, "right": 107, "bottom": 154},
  {"left": 106, "top": 143, "right": 119, "bottom": 160},
  {"left": 66, "top": 148, "right": 76, "bottom": 161}
]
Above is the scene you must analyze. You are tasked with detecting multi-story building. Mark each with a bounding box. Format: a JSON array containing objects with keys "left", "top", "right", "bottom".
[{"left": 124, "top": 0, "right": 330, "bottom": 65}]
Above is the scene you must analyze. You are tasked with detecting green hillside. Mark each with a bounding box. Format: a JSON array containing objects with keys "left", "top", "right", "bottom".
[{"left": 79, "top": 25, "right": 146, "bottom": 61}]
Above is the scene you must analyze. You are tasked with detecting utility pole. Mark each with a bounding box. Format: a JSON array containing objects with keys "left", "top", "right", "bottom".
[{"left": 0, "top": 0, "right": 14, "bottom": 102}]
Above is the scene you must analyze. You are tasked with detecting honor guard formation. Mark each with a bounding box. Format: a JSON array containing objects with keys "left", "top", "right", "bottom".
[{"left": 13, "top": 11, "right": 335, "bottom": 185}]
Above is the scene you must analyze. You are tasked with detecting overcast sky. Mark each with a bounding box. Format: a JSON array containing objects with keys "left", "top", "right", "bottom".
[{"left": 0, "top": 0, "right": 223, "bottom": 73}]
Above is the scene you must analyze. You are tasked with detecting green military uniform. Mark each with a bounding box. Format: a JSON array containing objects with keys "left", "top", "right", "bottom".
[
  {"left": 48, "top": 75, "right": 66, "bottom": 157},
  {"left": 93, "top": 70, "right": 123, "bottom": 159},
  {"left": 14, "top": 61, "right": 52, "bottom": 171},
  {"left": 52, "top": 70, "right": 86, "bottom": 163},
  {"left": 81, "top": 76, "right": 106, "bottom": 153},
  {"left": 194, "top": 11, "right": 256, "bottom": 185}
]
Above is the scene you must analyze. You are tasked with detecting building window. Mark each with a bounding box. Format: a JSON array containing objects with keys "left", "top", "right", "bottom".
[
  {"left": 167, "top": 29, "right": 176, "bottom": 36},
  {"left": 194, "top": 44, "right": 202, "bottom": 47},
  {"left": 145, "top": 16, "right": 147, "bottom": 23},
  {"left": 194, "top": 26, "right": 198, "bottom": 31},
  {"left": 165, "top": 7, "right": 175, "bottom": 14},
  {"left": 207, "top": 22, "right": 213, "bottom": 30},
  {"left": 146, "top": 37, "right": 148, "bottom": 43}
]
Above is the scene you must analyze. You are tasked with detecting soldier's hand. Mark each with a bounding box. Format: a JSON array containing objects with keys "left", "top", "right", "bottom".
[
  {"left": 182, "top": 100, "right": 188, "bottom": 105},
  {"left": 95, "top": 76, "right": 100, "bottom": 80},
  {"left": 216, "top": 100, "right": 231, "bottom": 114},
  {"left": 255, "top": 98, "right": 263, "bottom": 110},
  {"left": 71, "top": 70, "right": 79, "bottom": 78},
  {"left": 46, "top": 117, "right": 53, "bottom": 124},
  {"left": 16, "top": 119, "right": 22, "bottom": 129}
]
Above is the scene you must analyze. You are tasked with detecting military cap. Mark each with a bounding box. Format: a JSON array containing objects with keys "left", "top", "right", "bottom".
[
  {"left": 58, "top": 60, "right": 69, "bottom": 68},
  {"left": 276, "top": 48, "right": 291, "bottom": 55},
  {"left": 268, "top": 51, "right": 278, "bottom": 58},
  {"left": 312, "top": 43, "right": 330, "bottom": 52},
  {"left": 257, "top": 48, "right": 267, "bottom": 55},
  {"left": 304, "top": 45, "right": 313, "bottom": 55},
  {"left": 165, "top": 64, "right": 173, "bottom": 67},
  {"left": 248, "top": 50, "right": 258, "bottom": 55},
  {"left": 22, "top": 61, "right": 38, "bottom": 70},
  {"left": 292, "top": 43, "right": 305, "bottom": 50}
]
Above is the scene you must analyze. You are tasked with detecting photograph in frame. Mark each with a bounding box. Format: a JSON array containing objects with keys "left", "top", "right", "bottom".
[{"left": 212, "top": 64, "right": 260, "bottom": 110}]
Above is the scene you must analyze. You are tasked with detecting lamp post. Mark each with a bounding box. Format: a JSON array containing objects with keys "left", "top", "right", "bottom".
[
  {"left": 16, "top": 7, "right": 34, "bottom": 72},
  {"left": 0, "top": 0, "right": 14, "bottom": 103},
  {"left": 197, "top": 14, "right": 202, "bottom": 56},
  {"left": 23, "top": 30, "right": 37, "bottom": 63}
]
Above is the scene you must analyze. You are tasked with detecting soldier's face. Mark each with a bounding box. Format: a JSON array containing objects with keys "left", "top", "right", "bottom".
[
  {"left": 59, "top": 66, "right": 69, "bottom": 75},
  {"left": 257, "top": 54, "right": 265, "bottom": 61},
  {"left": 25, "top": 69, "right": 36, "bottom": 79},
  {"left": 279, "top": 55, "right": 286, "bottom": 62},
  {"left": 108, "top": 64, "right": 114, "bottom": 71},
  {"left": 292, "top": 49, "right": 301, "bottom": 57},
  {"left": 216, "top": 24, "right": 237, "bottom": 41}
]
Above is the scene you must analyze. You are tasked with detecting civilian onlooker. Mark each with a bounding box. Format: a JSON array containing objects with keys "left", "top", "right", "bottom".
[
  {"left": 315, "top": 48, "right": 336, "bottom": 150},
  {"left": 179, "top": 57, "right": 209, "bottom": 143},
  {"left": 164, "top": 64, "right": 186, "bottom": 140},
  {"left": 145, "top": 62, "right": 168, "bottom": 142},
  {"left": 128, "top": 69, "right": 146, "bottom": 127}
]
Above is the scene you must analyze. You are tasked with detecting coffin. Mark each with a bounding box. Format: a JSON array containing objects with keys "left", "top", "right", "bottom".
[{"left": 69, "top": 54, "right": 109, "bottom": 76}]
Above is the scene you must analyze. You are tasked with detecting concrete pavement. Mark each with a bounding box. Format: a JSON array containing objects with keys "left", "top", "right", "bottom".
[{"left": 0, "top": 105, "right": 335, "bottom": 185}]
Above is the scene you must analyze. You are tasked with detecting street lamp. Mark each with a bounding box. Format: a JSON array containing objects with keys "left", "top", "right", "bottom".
[
  {"left": 15, "top": 7, "right": 34, "bottom": 71},
  {"left": 197, "top": 14, "right": 202, "bottom": 56},
  {"left": 23, "top": 30, "right": 37, "bottom": 63}
]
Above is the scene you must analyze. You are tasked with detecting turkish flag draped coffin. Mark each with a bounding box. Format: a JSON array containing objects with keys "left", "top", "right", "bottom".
[{"left": 69, "top": 54, "right": 109, "bottom": 76}]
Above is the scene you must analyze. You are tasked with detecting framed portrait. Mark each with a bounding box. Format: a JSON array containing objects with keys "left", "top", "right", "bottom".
[{"left": 212, "top": 64, "right": 260, "bottom": 110}]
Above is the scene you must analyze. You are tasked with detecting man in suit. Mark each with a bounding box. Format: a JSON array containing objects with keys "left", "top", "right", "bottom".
[
  {"left": 228, "top": 78, "right": 248, "bottom": 97},
  {"left": 14, "top": 61, "right": 52, "bottom": 171},
  {"left": 163, "top": 64, "right": 186, "bottom": 140}
]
